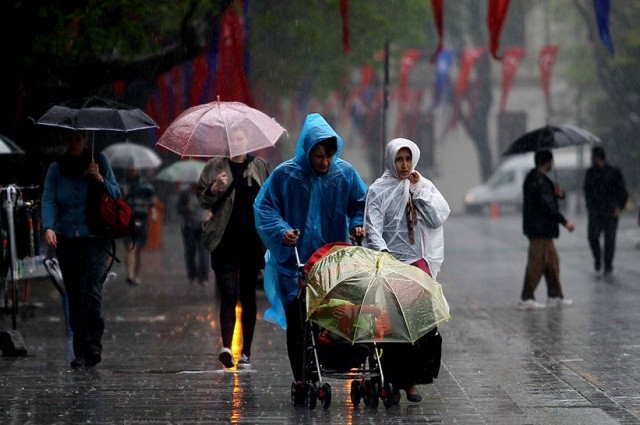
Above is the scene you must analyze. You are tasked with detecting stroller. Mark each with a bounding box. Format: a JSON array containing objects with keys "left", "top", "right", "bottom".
[
  {"left": 291, "top": 242, "right": 392, "bottom": 409},
  {"left": 290, "top": 242, "right": 451, "bottom": 409}
]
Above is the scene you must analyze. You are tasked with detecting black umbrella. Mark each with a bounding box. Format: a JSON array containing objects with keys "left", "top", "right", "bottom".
[
  {"left": 503, "top": 124, "right": 600, "bottom": 156},
  {"left": 36, "top": 96, "right": 158, "bottom": 156}
]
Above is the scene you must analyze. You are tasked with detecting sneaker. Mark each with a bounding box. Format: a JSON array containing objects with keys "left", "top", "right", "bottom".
[
  {"left": 547, "top": 297, "right": 573, "bottom": 307},
  {"left": 219, "top": 347, "right": 235, "bottom": 368},
  {"left": 237, "top": 354, "right": 251, "bottom": 369},
  {"left": 518, "top": 299, "right": 546, "bottom": 310}
]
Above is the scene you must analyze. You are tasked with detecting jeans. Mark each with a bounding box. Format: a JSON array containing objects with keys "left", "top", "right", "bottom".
[{"left": 56, "top": 236, "right": 110, "bottom": 359}]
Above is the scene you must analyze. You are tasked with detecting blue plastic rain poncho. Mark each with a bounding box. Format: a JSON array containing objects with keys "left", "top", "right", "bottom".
[
  {"left": 254, "top": 113, "right": 367, "bottom": 328},
  {"left": 364, "top": 138, "right": 450, "bottom": 278}
]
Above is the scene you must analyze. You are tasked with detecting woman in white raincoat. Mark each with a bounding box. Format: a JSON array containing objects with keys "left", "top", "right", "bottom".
[{"left": 364, "top": 137, "right": 450, "bottom": 404}]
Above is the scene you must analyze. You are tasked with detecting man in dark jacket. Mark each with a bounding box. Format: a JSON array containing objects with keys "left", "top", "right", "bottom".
[
  {"left": 583, "top": 147, "right": 628, "bottom": 275},
  {"left": 519, "top": 150, "right": 575, "bottom": 310}
]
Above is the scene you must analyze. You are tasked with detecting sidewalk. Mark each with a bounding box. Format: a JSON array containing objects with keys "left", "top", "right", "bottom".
[{"left": 1, "top": 214, "right": 639, "bottom": 424}]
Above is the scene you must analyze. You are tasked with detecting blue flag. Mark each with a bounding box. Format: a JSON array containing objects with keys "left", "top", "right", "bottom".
[
  {"left": 593, "top": 0, "right": 614, "bottom": 56},
  {"left": 432, "top": 49, "right": 456, "bottom": 109}
]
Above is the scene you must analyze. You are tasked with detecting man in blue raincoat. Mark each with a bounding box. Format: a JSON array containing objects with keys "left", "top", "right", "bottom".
[{"left": 254, "top": 113, "right": 367, "bottom": 395}]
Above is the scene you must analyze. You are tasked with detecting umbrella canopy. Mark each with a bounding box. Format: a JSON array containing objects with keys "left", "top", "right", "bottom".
[
  {"left": 156, "top": 100, "right": 287, "bottom": 158},
  {"left": 305, "top": 244, "right": 451, "bottom": 344},
  {"left": 37, "top": 96, "right": 158, "bottom": 133},
  {"left": 503, "top": 124, "right": 600, "bottom": 156},
  {"left": 102, "top": 143, "right": 162, "bottom": 169},
  {"left": 154, "top": 159, "right": 206, "bottom": 183},
  {"left": 0, "top": 134, "right": 25, "bottom": 155}
]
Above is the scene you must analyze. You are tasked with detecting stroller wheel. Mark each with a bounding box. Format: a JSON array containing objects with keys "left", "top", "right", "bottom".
[
  {"left": 306, "top": 382, "right": 318, "bottom": 409},
  {"left": 363, "top": 380, "right": 371, "bottom": 406},
  {"left": 350, "top": 380, "right": 362, "bottom": 407},
  {"left": 382, "top": 382, "right": 396, "bottom": 408},
  {"left": 368, "top": 379, "right": 380, "bottom": 408},
  {"left": 319, "top": 383, "right": 331, "bottom": 409}
]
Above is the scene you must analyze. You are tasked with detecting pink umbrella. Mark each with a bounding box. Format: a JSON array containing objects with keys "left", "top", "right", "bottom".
[{"left": 156, "top": 100, "right": 287, "bottom": 158}]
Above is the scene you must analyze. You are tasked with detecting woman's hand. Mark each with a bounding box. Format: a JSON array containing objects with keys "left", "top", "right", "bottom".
[
  {"left": 86, "top": 160, "right": 104, "bottom": 184},
  {"left": 408, "top": 171, "right": 421, "bottom": 185},
  {"left": 211, "top": 172, "right": 228, "bottom": 194},
  {"left": 45, "top": 229, "right": 57, "bottom": 249}
]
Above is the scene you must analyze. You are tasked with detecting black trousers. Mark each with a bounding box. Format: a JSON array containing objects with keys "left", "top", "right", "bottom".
[
  {"left": 181, "top": 226, "right": 209, "bottom": 282},
  {"left": 588, "top": 212, "right": 619, "bottom": 272},
  {"left": 56, "top": 236, "right": 110, "bottom": 360},
  {"left": 285, "top": 296, "right": 306, "bottom": 382}
]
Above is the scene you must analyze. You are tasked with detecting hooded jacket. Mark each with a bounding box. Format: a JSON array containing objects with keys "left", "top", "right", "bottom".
[
  {"left": 364, "top": 138, "right": 450, "bottom": 278},
  {"left": 254, "top": 113, "right": 367, "bottom": 313}
]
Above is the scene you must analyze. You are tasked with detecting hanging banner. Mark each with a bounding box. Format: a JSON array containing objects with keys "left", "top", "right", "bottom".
[
  {"left": 432, "top": 49, "right": 455, "bottom": 109},
  {"left": 455, "top": 47, "right": 487, "bottom": 96},
  {"left": 487, "top": 0, "right": 511, "bottom": 60},
  {"left": 539, "top": 44, "right": 559, "bottom": 109},
  {"left": 593, "top": 0, "right": 614, "bottom": 56},
  {"left": 429, "top": 0, "right": 444, "bottom": 63},
  {"left": 340, "top": 0, "right": 349, "bottom": 53},
  {"left": 499, "top": 45, "right": 525, "bottom": 112},
  {"left": 216, "top": 0, "right": 253, "bottom": 105}
]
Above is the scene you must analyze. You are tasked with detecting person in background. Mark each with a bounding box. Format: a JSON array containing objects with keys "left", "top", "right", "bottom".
[
  {"left": 364, "top": 137, "right": 450, "bottom": 404},
  {"left": 121, "top": 166, "right": 156, "bottom": 286},
  {"left": 583, "top": 146, "right": 628, "bottom": 276},
  {"left": 177, "top": 182, "right": 210, "bottom": 287},
  {"left": 197, "top": 126, "right": 270, "bottom": 370},
  {"left": 41, "top": 129, "right": 121, "bottom": 368},
  {"left": 253, "top": 113, "right": 367, "bottom": 404},
  {"left": 518, "top": 150, "right": 575, "bottom": 310}
]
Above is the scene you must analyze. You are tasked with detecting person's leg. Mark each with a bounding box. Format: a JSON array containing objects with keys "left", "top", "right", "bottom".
[
  {"left": 544, "top": 240, "right": 563, "bottom": 299},
  {"left": 587, "top": 213, "right": 603, "bottom": 271},
  {"left": 214, "top": 267, "right": 238, "bottom": 350},
  {"left": 82, "top": 238, "right": 110, "bottom": 364},
  {"left": 182, "top": 227, "right": 197, "bottom": 281},
  {"left": 521, "top": 239, "right": 545, "bottom": 300},
  {"left": 56, "top": 237, "right": 85, "bottom": 363},
  {"left": 285, "top": 297, "right": 306, "bottom": 382},
  {"left": 195, "top": 229, "right": 210, "bottom": 283},
  {"left": 238, "top": 268, "right": 258, "bottom": 358},
  {"left": 603, "top": 217, "right": 619, "bottom": 273}
]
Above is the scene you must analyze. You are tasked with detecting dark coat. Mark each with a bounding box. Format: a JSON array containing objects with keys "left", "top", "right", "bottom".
[
  {"left": 583, "top": 164, "right": 628, "bottom": 216},
  {"left": 522, "top": 168, "right": 567, "bottom": 239}
]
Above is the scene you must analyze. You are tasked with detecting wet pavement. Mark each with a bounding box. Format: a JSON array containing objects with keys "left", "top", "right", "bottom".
[{"left": 1, "top": 213, "right": 640, "bottom": 424}]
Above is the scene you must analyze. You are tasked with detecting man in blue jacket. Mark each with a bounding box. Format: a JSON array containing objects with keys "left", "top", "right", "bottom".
[
  {"left": 518, "top": 150, "right": 575, "bottom": 310},
  {"left": 254, "top": 113, "right": 367, "bottom": 400}
]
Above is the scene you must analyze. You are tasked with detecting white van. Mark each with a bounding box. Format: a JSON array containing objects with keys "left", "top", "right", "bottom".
[{"left": 463, "top": 148, "right": 590, "bottom": 214}]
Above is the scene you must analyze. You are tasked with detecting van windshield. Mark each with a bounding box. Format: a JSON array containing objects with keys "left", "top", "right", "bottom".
[{"left": 487, "top": 170, "right": 515, "bottom": 188}]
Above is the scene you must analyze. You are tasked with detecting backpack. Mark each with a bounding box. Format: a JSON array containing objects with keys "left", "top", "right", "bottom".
[{"left": 99, "top": 193, "right": 134, "bottom": 238}]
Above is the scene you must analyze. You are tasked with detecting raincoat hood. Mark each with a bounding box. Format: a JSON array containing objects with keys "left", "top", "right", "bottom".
[
  {"left": 384, "top": 138, "right": 421, "bottom": 178},
  {"left": 294, "top": 113, "right": 344, "bottom": 174}
]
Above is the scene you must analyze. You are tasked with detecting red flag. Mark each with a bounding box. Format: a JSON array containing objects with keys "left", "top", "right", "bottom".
[
  {"left": 216, "top": 0, "right": 254, "bottom": 105},
  {"left": 455, "top": 47, "right": 487, "bottom": 96},
  {"left": 487, "top": 0, "right": 511, "bottom": 60},
  {"left": 429, "top": 0, "right": 444, "bottom": 63},
  {"left": 499, "top": 46, "right": 525, "bottom": 112},
  {"left": 340, "top": 0, "right": 349, "bottom": 53},
  {"left": 539, "top": 45, "right": 559, "bottom": 109}
]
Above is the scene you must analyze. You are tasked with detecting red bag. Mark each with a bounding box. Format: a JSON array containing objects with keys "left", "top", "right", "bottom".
[{"left": 99, "top": 193, "right": 134, "bottom": 238}]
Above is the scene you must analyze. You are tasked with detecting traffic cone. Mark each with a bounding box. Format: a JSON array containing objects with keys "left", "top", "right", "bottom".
[{"left": 490, "top": 202, "right": 500, "bottom": 220}]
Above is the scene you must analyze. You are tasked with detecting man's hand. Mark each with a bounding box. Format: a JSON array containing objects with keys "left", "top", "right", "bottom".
[
  {"left": 45, "top": 229, "right": 57, "bottom": 249},
  {"left": 564, "top": 221, "right": 575, "bottom": 232},
  {"left": 282, "top": 229, "right": 300, "bottom": 246}
]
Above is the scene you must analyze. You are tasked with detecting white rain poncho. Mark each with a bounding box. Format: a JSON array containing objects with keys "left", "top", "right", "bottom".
[{"left": 364, "top": 138, "right": 450, "bottom": 278}]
